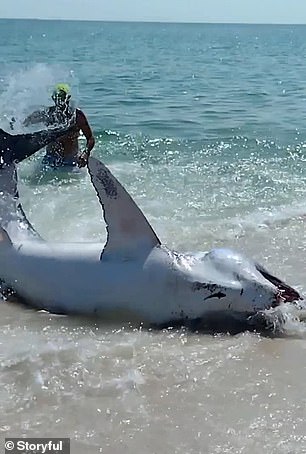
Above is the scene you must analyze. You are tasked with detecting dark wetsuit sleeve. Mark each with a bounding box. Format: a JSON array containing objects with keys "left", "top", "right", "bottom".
[{"left": 11, "top": 125, "right": 73, "bottom": 163}]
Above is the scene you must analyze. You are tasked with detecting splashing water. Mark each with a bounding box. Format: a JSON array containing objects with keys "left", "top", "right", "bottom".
[
  {"left": 258, "top": 300, "right": 306, "bottom": 338},
  {"left": 0, "top": 63, "right": 77, "bottom": 132}
]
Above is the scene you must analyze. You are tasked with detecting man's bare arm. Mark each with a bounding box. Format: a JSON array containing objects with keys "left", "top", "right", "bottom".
[
  {"left": 77, "top": 109, "right": 95, "bottom": 152},
  {"left": 76, "top": 109, "right": 95, "bottom": 167}
]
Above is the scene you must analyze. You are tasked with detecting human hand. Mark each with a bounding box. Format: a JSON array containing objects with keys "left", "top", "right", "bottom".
[{"left": 77, "top": 150, "right": 90, "bottom": 167}]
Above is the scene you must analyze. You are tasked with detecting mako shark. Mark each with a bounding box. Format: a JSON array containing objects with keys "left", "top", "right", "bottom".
[{"left": 0, "top": 156, "right": 302, "bottom": 330}]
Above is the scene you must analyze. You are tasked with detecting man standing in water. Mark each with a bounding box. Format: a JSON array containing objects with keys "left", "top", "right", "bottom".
[
  {"left": 0, "top": 123, "right": 75, "bottom": 236},
  {"left": 24, "top": 83, "right": 95, "bottom": 168}
]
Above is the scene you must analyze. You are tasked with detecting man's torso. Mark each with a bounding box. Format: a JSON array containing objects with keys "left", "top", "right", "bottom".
[{"left": 44, "top": 107, "right": 82, "bottom": 158}]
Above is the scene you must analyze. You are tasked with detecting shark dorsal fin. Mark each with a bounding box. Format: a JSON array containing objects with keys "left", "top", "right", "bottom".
[{"left": 87, "top": 157, "right": 161, "bottom": 260}]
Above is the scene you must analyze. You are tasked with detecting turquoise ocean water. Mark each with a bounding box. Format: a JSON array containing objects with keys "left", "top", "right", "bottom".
[
  {"left": 1, "top": 20, "right": 306, "bottom": 277},
  {"left": 1, "top": 19, "right": 306, "bottom": 453}
]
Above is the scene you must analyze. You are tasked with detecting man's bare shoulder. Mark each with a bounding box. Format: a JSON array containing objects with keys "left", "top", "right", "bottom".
[
  {"left": 76, "top": 108, "right": 88, "bottom": 121},
  {"left": 76, "top": 109, "right": 92, "bottom": 131}
]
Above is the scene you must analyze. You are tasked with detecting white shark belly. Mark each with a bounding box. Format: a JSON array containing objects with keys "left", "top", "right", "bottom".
[
  {"left": 0, "top": 244, "right": 171, "bottom": 322},
  {"left": 0, "top": 243, "right": 278, "bottom": 325}
]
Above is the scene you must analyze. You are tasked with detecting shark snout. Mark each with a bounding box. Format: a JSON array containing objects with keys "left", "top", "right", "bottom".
[
  {"left": 198, "top": 248, "right": 301, "bottom": 314},
  {"left": 240, "top": 265, "right": 302, "bottom": 315}
]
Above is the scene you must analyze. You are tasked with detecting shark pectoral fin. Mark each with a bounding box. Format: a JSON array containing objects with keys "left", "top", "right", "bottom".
[
  {"left": 87, "top": 157, "right": 161, "bottom": 259},
  {"left": 0, "top": 227, "right": 19, "bottom": 300},
  {"left": 0, "top": 227, "right": 12, "bottom": 247}
]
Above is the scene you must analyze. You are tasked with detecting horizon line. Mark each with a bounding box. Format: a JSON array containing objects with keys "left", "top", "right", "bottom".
[{"left": 1, "top": 17, "right": 306, "bottom": 26}]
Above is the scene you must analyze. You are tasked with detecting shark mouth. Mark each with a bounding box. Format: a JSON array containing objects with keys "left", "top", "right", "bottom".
[{"left": 255, "top": 263, "right": 302, "bottom": 305}]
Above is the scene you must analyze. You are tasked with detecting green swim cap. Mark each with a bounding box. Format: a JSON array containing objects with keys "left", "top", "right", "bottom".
[
  {"left": 53, "top": 83, "right": 70, "bottom": 95},
  {"left": 52, "top": 83, "right": 71, "bottom": 105}
]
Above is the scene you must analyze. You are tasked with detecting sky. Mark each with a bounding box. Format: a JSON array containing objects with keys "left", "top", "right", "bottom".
[{"left": 1, "top": 0, "right": 306, "bottom": 24}]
